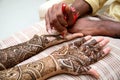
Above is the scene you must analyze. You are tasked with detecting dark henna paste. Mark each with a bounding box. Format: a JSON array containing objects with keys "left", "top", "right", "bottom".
[
  {"left": 0, "top": 34, "right": 82, "bottom": 70},
  {"left": 51, "top": 38, "right": 105, "bottom": 75},
  {"left": 0, "top": 37, "right": 107, "bottom": 80}
]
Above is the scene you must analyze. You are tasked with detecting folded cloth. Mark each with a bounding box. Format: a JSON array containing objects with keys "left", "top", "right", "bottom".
[{"left": 0, "top": 20, "right": 120, "bottom": 80}]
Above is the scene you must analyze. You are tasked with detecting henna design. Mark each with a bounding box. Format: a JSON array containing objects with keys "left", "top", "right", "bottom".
[
  {"left": 0, "top": 56, "right": 57, "bottom": 80},
  {"left": 51, "top": 38, "right": 106, "bottom": 75},
  {"left": 0, "top": 34, "right": 71, "bottom": 70},
  {"left": 0, "top": 37, "right": 107, "bottom": 80}
]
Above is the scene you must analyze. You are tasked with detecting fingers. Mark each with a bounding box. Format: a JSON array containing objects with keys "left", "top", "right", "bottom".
[
  {"left": 73, "top": 35, "right": 91, "bottom": 48},
  {"left": 80, "top": 37, "right": 110, "bottom": 63},
  {"left": 103, "top": 47, "right": 111, "bottom": 55},
  {"left": 45, "top": 3, "right": 76, "bottom": 36},
  {"left": 96, "top": 47, "right": 111, "bottom": 60},
  {"left": 45, "top": 3, "right": 70, "bottom": 35},
  {"left": 46, "top": 33, "right": 84, "bottom": 47},
  {"left": 87, "top": 37, "right": 104, "bottom": 47},
  {"left": 98, "top": 38, "right": 109, "bottom": 47},
  {"left": 57, "top": 3, "right": 68, "bottom": 27},
  {"left": 81, "top": 37, "right": 109, "bottom": 54},
  {"left": 93, "top": 38, "right": 110, "bottom": 52}
]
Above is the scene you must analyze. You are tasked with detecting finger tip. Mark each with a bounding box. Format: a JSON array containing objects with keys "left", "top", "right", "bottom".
[
  {"left": 103, "top": 47, "right": 111, "bottom": 55},
  {"left": 85, "top": 35, "right": 92, "bottom": 40},
  {"left": 94, "top": 37, "right": 104, "bottom": 43},
  {"left": 105, "top": 38, "right": 110, "bottom": 43},
  {"left": 76, "top": 33, "right": 84, "bottom": 37},
  {"left": 88, "top": 69, "right": 100, "bottom": 79}
]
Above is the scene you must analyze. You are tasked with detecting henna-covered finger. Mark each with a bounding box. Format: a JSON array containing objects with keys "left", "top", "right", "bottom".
[
  {"left": 97, "top": 47, "right": 111, "bottom": 60},
  {"left": 103, "top": 47, "right": 111, "bottom": 55},
  {"left": 78, "top": 38, "right": 109, "bottom": 64},
  {"left": 88, "top": 47, "right": 111, "bottom": 63},
  {"left": 41, "top": 33, "right": 84, "bottom": 49},
  {"left": 92, "top": 38, "right": 110, "bottom": 52},
  {"left": 73, "top": 35, "right": 92, "bottom": 48},
  {"left": 80, "top": 37, "right": 104, "bottom": 56},
  {"left": 87, "top": 37, "right": 104, "bottom": 47},
  {"left": 98, "top": 38, "right": 109, "bottom": 47}
]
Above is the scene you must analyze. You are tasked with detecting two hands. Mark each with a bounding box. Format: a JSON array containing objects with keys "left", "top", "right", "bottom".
[
  {"left": 0, "top": 33, "right": 110, "bottom": 80},
  {"left": 44, "top": 1, "right": 112, "bottom": 79},
  {"left": 45, "top": 1, "right": 97, "bottom": 36},
  {"left": 45, "top": 1, "right": 120, "bottom": 38}
]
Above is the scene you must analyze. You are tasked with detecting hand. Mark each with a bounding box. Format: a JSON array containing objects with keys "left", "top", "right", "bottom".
[
  {"left": 45, "top": 3, "right": 75, "bottom": 36},
  {"left": 51, "top": 36, "right": 110, "bottom": 78},
  {"left": 68, "top": 17, "right": 105, "bottom": 36}
]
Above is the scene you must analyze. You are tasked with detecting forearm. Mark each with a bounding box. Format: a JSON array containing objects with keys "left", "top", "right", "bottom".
[
  {"left": 0, "top": 35, "right": 49, "bottom": 70},
  {"left": 0, "top": 34, "right": 79, "bottom": 70},
  {"left": 0, "top": 56, "right": 62, "bottom": 80},
  {"left": 98, "top": 20, "right": 120, "bottom": 38},
  {"left": 71, "top": 0, "right": 92, "bottom": 17},
  {"left": 0, "top": 36, "right": 109, "bottom": 79}
]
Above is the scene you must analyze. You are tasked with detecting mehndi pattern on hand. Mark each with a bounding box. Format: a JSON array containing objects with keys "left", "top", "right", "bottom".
[
  {"left": 0, "top": 33, "right": 83, "bottom": 70},
  {"left": 51, "top": 36, "right": 110, "bottom": 78}
]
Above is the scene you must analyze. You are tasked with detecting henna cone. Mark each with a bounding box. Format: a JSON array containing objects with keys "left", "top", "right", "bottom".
[{"left": 0, "top": 33, "right": 83, "bottom": 70}]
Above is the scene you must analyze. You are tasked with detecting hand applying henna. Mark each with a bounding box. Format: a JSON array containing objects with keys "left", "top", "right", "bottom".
[
  {"left": 0, "top": 36, "right": 110, "bottom": 80},
  {"left": 45, "top": 0, "right": 92, "bottom": 37}
]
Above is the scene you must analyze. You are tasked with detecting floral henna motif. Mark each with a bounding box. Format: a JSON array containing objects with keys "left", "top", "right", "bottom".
[
  {"left": 51, "top": 38, "right": 106, "bottom": 76},
  {"left": 0, "top": 34, "right": 68, "bottom": 70},
  {"left": 0, "top": 37, "right": 88, "bottom": 80},
  {"left": 0, "top": 37, "right": 108, "bottom": 80}
]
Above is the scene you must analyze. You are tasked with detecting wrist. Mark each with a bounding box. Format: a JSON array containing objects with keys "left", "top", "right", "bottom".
[
  {"left": 39, "top": 55, "right": 63, "bottom": 80},
  {"left": 100, "top": 20, "right": 120, "bottom": 38},
  {"left": 71, "top": 0, "right": 92, "bottom": 17}
]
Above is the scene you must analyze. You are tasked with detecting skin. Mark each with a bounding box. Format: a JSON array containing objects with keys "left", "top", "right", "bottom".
[
  {"left": 0, "top": 35, "right": 111, "bottom": 80},
  {"left": 68, "top": 17, "right": 120, "bottom": 38},
  {"left": 45, "top": 0, "right": 120, "bottom": 38},
  {"left": 45, "top": 0, "right": 91, "bottom": 35},
  {"left": 0, "top": 33, "right": 83, "bottom": 70}
]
